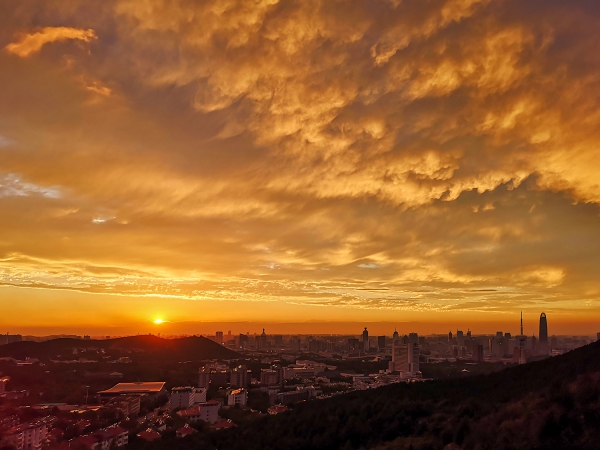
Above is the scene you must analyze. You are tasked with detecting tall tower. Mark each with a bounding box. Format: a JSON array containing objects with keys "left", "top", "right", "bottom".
[
  {"left": 539, "top": 313, "right": 549, "bottom": 354},
  {"left": 362, "top": 327, "right": 369, "bottom": 352},
  {"left": 518, "top": 312, "right": 526, "bottom": 365}
]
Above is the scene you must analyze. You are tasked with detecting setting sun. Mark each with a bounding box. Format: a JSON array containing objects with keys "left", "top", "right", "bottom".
[{"left": 154, "top": 318, "right": 164, "bottom": 324}]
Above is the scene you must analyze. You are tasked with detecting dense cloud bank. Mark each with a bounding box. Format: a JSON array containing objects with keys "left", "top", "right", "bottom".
[{"left": 0, "top": 0, "right": 599, "bottom": 317}]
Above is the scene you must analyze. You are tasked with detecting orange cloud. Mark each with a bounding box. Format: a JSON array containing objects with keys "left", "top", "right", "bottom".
[
  {"left": 5, "top": 27, "right": 97, "bottom": 57},
  {"left": 0, "top": 0, "right": 600, "bottom": 332}
]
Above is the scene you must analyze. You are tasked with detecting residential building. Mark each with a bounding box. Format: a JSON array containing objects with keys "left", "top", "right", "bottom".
[
  {"left": 176, "top": 425, "right": 196, "bottom": 438},
  {"left": 170, "top": 387, "right": 195, "bottom": 410},
  {"left": 106, "top": 395, "right": 141, "bottom": 417},
  {"left": 136, "top": 429, "right": 161, "bottom": 442},
  {"left": 227, "top": 388, "right": 247, "bottom": 407},
  {"left": 230, "top": 365, "right": 250, "bottom": 388},
  {"left": 176, "top": 400, "right": 220, "bottom": 424},
  {"left": 1, "top": 417, "right": 51, "bottom": 450}
]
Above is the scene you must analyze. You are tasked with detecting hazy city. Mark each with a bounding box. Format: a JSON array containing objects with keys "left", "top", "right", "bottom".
[
  {"left": 2, "top": 0, "right": 600, "bottom": 449},
  {"left": 1, "top": 313, "right": 598, "bottom": 450}
]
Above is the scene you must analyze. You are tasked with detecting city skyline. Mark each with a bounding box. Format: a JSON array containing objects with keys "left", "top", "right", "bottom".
[
  {"left": 2, "top": 0, "right": 600, "bottom": 333},
  {"left": 4, "top": 311, "right": 595, "bottom": 339}
]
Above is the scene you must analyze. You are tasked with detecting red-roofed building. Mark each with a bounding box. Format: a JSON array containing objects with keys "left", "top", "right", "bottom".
[
  {"left": 176, "top": 400, "right": 219, "bottom": 424},
  {"left": 136, "top": 429, "right": 161, "bottom": 442},
  {"left": 69, "top": 435, "right": 100, "bottom": 450},
  {"left": 267, "top": 405, "right": 289, "bottom": 415},
  {"left": 176, "top": 424, "right": 197, "bottom": 438},
  {"left": 106, "top": 426, "right": 128, "bottom": 447},
  {"left": 211, "top": 419, "right": 236, "bottom": 430}
]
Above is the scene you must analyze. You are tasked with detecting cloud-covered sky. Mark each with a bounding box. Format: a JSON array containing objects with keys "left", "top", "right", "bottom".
[{"left": 1, "top": 0, "right": 599, "bottom": 334}]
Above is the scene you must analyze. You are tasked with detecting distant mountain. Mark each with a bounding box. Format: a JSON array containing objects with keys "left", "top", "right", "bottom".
[
  {"left": 0, "top": 335, "right": 238, "bottom": 362},
  {"left": 140, "top": 341, "right": 600, "bottom": 450}
]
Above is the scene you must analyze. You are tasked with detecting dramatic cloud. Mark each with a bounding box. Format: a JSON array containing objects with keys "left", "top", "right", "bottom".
[
  {"left": 4, "top": 27, "right": 96, "bottom": 57},
  {"left": 0, "top": 0, "right": 599, "bottom": 332}
]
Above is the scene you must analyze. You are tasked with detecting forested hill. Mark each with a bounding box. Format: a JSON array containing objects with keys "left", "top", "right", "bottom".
[
  {"left": 0, "top": 335, "right": 237, "bottom": 362},
  {"left": 141, "top": 340, "right": 600, "bottom": 450}
]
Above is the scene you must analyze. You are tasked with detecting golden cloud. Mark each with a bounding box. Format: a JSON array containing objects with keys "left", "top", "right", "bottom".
[
  {"left": 0, "top": 0, "right": 600, "bottom": 328},
  {"left": 5, "top": 27, "right": 97, "bottom": 57}
]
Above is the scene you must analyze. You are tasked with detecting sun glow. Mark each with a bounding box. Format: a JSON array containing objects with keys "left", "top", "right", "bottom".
[{"left": 154, "top": 318, "right": 164, "bottom": 324}]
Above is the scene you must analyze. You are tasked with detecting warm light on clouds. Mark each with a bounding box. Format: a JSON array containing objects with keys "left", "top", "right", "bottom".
[
  {"left": 5, "top": 27, "right": 96, "bottom": 57},
  {"left": 0, "top": 0, "right": 599, "bottom": 334}
]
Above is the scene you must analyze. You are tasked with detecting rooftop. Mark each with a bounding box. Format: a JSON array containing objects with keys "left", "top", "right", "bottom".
[{"left": 98, "top": 382, "right": 166, "bottom": 395}]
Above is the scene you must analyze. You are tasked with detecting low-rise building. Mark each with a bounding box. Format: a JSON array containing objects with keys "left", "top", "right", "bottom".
[
  {"left": 106, "top": 395, "right": 141, "bottom": 417},
  {"left": 98, "top": 382, "right": 166, "bottom": 400},
  {"left": 267, "top": 405, "right": 289, "bottom": 415},
  {"left": 136, "top": 429, "right": 161, "bottom": 442},
  {"left": 176, "top": 400, "right": 220, "bottom": 424},
  {"left": 176, "top": 424, "right": 197, "bottom": 438},
  {"left": 212, "top": 419, "right": 236, "bottom": 430}
]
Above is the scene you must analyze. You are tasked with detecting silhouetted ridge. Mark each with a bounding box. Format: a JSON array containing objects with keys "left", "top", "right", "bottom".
[{"left": 0, "top": 335, "right": 237, "bottom": 361}]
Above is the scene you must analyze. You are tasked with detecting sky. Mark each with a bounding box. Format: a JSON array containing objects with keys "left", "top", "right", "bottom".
[{"left": 1, "top": 0, "right": 600, "bottom": 336}]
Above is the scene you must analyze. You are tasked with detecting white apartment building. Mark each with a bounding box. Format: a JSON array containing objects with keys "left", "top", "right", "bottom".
[
  {"left": 1, "top": 418, "right": 50, "bottom": 450},
  {"left": 170, "top": 387, "right": 195, "bottom": 409},
  {"left": 227, "top": 388, "right": 247, "bottom": 406},
  {"left": 170, "top": 387, "right": 208, "bottom": 409},
  {"left": 177, "top": 400, "right": 220, "bottom": 424}
]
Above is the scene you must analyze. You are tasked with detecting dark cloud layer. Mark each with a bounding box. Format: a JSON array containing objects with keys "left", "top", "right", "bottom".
[{"left": 1, "top": 0, "right": 599, "bottom": 328}]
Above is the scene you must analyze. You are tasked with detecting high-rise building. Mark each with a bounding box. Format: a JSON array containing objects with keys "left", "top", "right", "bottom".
[
  {"left": 377, "top": 336, "right": 386, "bottom": 350},
  {"left": 257, "top": 328, "right": 267, "bottom": 350},
  {"left": 230, "top": 365, "right": 250, "bottom": 388},
  {"left": 408, "top": 333, "right": 419, "bottom": 344},
  {"left": 474, "top": 344, "right": 484, "bottom": 362},
  {"left": 448, "top": 331, "right": 453, "bottom": 342},
  {"left": 539, "top": 313, "right": 549, "bottom": 354},
  {"left": 518, "top": 312, "right": 526, "bottom": 365},
  {"left": 362, "top": 327, "right": 369, "bottom": 351},
  {"left": 216, "top": 331, "right": 223, "bottom": 344},
  {"left": 290, "top": 336, "right": 301, "bottom": 352},
  {"left": 390, "top": 342, "right": 419, "bottom": 376},
  {"left": 457, "top": 330, "right": 464, "bottom": 347},
  {"left": 393, "top": 328, "right": 399, "bottom": 340}
]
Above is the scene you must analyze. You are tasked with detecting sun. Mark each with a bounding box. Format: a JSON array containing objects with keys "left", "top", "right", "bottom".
[{"left": 154, "top": 318, "right": 164, "bottom": 324}]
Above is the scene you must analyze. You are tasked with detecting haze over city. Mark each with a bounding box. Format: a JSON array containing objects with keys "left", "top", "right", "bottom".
[{"left": 1, "top": 0, "right": 600, "bottom": 336}]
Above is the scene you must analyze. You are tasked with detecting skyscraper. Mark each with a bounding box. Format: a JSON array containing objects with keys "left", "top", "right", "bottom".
[
  {"left": 390, "top": 341, "right": 419, "bottom": 377},
  {"left": 539, "top": 313, "right": 549, "bottom": 354},
  {"left": 518, "top": 312, "right": 526, "bottom": 365},
  {"left": 362, "top": 327, "right": 369, "bottom": 352}
]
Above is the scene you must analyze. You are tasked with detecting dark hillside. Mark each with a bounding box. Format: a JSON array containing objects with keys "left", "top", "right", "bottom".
[{"left": 0, "top": 335, "right": 237, "bottom": 361}]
